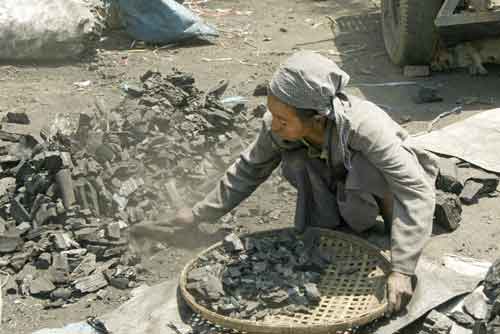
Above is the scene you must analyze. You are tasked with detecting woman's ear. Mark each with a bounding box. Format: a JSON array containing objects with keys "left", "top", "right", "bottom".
[{"left": 313, "top": 115, "right": 327, "bottom": 128}]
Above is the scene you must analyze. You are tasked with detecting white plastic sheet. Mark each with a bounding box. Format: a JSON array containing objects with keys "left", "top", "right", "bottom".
[{"left": 32, "top": 279, "right": 187, "bottom": 334}]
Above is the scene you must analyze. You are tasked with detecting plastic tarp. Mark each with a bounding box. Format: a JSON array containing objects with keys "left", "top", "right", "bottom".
[
  {"left": 117, "top": 0, "right": 218, "bottom": 43},
  {"left": 32, "top": 279, "right": 188, "bottom": 334},
  {"left": 33, "top": 255, "right": 488, "bottom": 334},
  {"left": 409, "top": 108, "right": 500, "bottom": 174},
  {"left": 374, "top": 256, "right": 488, "bottom": 334},
  {"left": 0, "top": 0, "right": 104, "bottom": 60}
]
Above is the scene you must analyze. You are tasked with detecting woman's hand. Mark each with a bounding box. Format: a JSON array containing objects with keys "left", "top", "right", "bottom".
[{"left": 387, "top": 271, "right": 413, "bottom": 315}]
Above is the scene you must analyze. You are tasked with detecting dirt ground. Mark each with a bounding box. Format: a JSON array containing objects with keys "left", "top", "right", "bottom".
[{"left": 1, "top": 0, "right": 500, "bottom": 333}]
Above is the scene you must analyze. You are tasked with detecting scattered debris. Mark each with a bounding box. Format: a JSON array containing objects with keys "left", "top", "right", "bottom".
[
  {"left": 415, "top": 87, "right": 443, "bottom": 104},
  {"left": 206, "top": 79, "right": 229, "bottom": 99},
  {"left": 4, "top": 273, "right": 17, "bottom": 294},
  {"left": 404, "top": 65, "right": 431, "bottom": 77},
  {"left": 253, "top": 81, "right": 269, "bottom": 97},
  {"left": 202, "top": 57, "right": 233, "bottom": 62},
  {"left": 4, "top": 112, "right": 30, "bottom": 125},
  {"left": 252, "top": 103, "right": 267, "bottom": 118},
  {"left": 87, "top": 316, "right": 111, "bottom": 334},
  {"left": 74, "top": 80, "right": 92, "bottom": 89},
  {"left": 122, "top": 83, "right": 145, "bottom": 98}
]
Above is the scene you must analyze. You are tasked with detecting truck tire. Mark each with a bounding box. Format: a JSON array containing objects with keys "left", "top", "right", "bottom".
[{"left": 381, "top": 0, "right": 443, "bottom": 65}]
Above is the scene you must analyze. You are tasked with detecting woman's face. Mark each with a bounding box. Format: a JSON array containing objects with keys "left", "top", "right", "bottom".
[{"left": 267, "top": 95, "right": 309, "bottom": 141}]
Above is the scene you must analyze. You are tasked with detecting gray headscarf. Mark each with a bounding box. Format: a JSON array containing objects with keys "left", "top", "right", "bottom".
[{"left": 268, "top": 50, "right": 352, "bottom": 169}]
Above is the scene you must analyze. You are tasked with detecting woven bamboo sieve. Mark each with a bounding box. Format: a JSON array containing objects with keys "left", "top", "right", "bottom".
[{"left": 180, "top": 228, "right": 391, "bottom": 334}]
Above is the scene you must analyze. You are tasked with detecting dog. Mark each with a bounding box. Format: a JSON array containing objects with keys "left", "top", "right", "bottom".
[
  {"left": 469, "top": 0, "right": 492, "bottom": 11},
  {"left": 431, "top": 37, "right": 500, "bottom": 75}
]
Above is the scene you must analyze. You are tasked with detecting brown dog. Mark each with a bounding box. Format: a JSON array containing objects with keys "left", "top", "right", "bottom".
[{"left": 431, "top": 38, "right": 500, "bottom": 75}]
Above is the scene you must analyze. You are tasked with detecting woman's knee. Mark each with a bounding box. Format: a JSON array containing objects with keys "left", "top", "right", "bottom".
[{"left": 338, "top": 188, "right": 380, "bottom": 233}]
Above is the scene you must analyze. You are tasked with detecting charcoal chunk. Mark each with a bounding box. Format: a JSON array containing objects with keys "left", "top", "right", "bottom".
[
  {"left": 106, "top": 222, "right": 121, "bottom": 240},
  {"left": 473, "top": 320, "right": 487, "bottom": 334},
  {"left": 252, "top": 104, "right": 267, "bottom": 118},
  {"left": 403, "top": 65, "right": 430, "bottom": 77},
  {"left": 491, "top": 298, "right": 500, "bottom": 318},
  {"left": 10, "top": 252, "right": 30, "bottom": 271},
  {"left": 484, "top": 259, "right": 500, "bottom": 300},
  {"left": 262, "top": 289, "right": 289, "bottom": 307},
  {"left": 422, "top": 310, "right": 453, "bottom": 334},
  {"left": 74, "top": 272, "right": 108, "bottom": 293},
  {"left": 0, "top": 233, "right": 22, "bottom": 253},
  {"left": 253, "top": 81, "right": 269, "bottom": 97},
  {"left": 436, "top": 157, "right": 462, "bottom": 194},
  {"left": 223, "top": 233, "right": 244, "bottom": 252},
  {"left": 51, "top": 288, "right": 73, "bottom": 300},
  {"left": 35, "top": 253, "right": 52, "bottom": 269},
  {"left": 304, "top": 283, "right": 321, "bottom": 304},
  {"left": 415, "top": 87, "right": 443, "bottom": 104},
  {"left": 487, "top": 316, "right": 500, "bottom": 334},
  {"left": 187, "top": 274, "right": 224, "bottom": 301},
  {"left": 460, "top": 180, "right": 485, "bottom": 205},
  {"left": 10, "top": 197, "right": 31, "bottom": 224},
  {"left": 30, "top": 276, "right": 56, "bottom": 296},
  {"left": 463, "top": 288, "right": 489, "bottom": 320},
  {"left": 434, "top": 190, "right": 462, "bottom": 231},
  {"left": 16, "top": 222, "right": 31, "bottom": 235},
  {"left": 4, "top": 275, "right": 19, "bottom": 294},
  {"left": 5, "top": 112, "right": 30, "bottom": 124},
  {"left": 125, "top": 84, "right": 144, "bottom": 97},
  {"left": 449, "top": 310, "right": 475, "bottom": 328}
]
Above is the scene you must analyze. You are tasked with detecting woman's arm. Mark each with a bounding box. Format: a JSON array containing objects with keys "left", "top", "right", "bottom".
[
  {"left": 349, "top": 102, "right": 435, "bottom": 275},
  {"left": 192, "top": 113, "right": 282, "bottom": 222}
]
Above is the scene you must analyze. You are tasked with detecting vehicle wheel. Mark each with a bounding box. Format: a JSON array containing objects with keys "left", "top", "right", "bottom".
[{"left": 381, "top": 0, "right": 443, "bottom": 65}]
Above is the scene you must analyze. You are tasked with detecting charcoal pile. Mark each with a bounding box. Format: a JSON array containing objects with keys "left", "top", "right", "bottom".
[
  {"left": 0, "top": 69, "right": 247, "bottom": 307},
  {"left": 434, "top": 156, "right": 499, "bottom": 231},
  {"left": 419, "top": 258, "right": 500, "bottom": 334},
  {"left": 186, "top": 230, "right": 332, "bottom": 320}
]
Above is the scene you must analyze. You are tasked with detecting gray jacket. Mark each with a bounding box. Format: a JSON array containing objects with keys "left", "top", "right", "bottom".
[{"left": 193, "top": 95, "right": 438, "bottom": 275}]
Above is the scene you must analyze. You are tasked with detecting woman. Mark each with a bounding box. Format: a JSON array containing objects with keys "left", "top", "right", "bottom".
[{"left": 175, "top": 51, "right": 439, "bottom": 314}]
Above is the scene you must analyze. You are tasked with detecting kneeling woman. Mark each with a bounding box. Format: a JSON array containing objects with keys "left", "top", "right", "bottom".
[{"left": 175, "top": 51, "right": 438, "bottom": 314}]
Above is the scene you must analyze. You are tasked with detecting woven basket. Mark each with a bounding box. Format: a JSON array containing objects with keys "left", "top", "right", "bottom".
[{"left": 180, "top": 228, "right": 391, "bottom": 334}]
